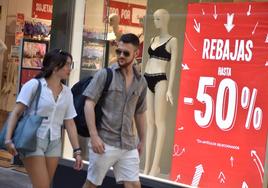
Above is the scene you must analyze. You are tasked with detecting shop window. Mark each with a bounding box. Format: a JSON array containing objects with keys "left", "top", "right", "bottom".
[{"left": 63, "top": 0, "right": 268, "bottom": 188}]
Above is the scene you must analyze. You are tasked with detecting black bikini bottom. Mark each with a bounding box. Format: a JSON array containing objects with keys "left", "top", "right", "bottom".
[{"left": 144, "top": 73, "right": 167, "bottom": 93}]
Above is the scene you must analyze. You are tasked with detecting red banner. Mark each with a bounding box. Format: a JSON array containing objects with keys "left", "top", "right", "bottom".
[
  {"left": 171, "top": 2, "right": 268, "bottom": 188},
  {"left": 15, "top": 13, "right": 24, "bottom": 45},
  {"left": 104, "top": 0, "right": 146, "bottom": 27},
  {"left": 32, "top": 0, "right": 53, "bottom": 20}
]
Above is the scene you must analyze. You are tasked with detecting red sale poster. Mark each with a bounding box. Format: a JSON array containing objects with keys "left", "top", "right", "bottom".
[
  {"left": 170, "top": 2, "right": 268, "bottom": 188},
  {"left": 32, "top": 0, "right": 53, "bottom": 20}
]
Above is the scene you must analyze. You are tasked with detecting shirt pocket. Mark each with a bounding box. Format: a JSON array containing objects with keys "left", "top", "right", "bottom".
[
  {"left": 129, "top": 90, "right": 140, "bottom": 103},
  {"left": 104, "top": 86, "right": 124, "bottom": 110}
]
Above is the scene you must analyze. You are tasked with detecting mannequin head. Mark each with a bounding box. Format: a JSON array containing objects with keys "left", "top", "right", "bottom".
[
  {"left": 109, "top": 13, "right": 120, "bottom": 27},
  {"left": 153, "top": 9, "right": 170, "bottom": 29}
]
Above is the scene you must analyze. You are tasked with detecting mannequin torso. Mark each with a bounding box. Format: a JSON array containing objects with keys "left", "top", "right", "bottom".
[{"left": 145, "top": 35, "right": 177, "bottom": 74}]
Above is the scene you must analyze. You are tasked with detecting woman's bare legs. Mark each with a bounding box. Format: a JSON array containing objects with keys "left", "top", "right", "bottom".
[{"left": 23, "top": 156, "right": 59, "bottom": 188}]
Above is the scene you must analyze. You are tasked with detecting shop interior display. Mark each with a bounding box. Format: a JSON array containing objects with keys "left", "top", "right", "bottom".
[
  {"left": 81, "top": 13, "right": 122, "bottom": 70},
  {"left": 22, "top": 40, "right": 47, "bottom": 68},
  {"left": 81, "top": 8, "right": 145, "bottom": 70},
  {"left": 81, "top": 14, "right": 117, "bottom": 71},
  {"left": 0, "top": 38, "right": 17, "bottom": 112},
  {"left": 0, "top": 58, "right": 18, "bottom": 112},
  {"left": 0, "top": 17, "right": 51, "bottom": 105},
  {"left": 20, "top": 19, "right": 50, "bottom": 84},
  {"left": 23, "top": 20, "right": 51, "bottom": 40},
  {"left": 20, "top": 39, "right": 48, "bottom": 86},
  {"left": 83, "top": 28, "right": 106, "bottom": 40},
  {"left": 81, "top": 40, "right": 108, "bottom": 70}
]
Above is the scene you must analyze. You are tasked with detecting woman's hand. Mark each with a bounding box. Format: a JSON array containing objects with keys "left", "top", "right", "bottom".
[
  {"left": 5, "top": 141, "right": 18, "bottom": 156},
  {"left": 166, "top": 90, "right": 174, "bottom": 105},
  {"left": 73, "top": 154, "right": 83, "bottom": 170}
]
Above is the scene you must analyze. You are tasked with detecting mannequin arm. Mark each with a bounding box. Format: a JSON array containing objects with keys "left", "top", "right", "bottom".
[
  {"left": 166, "top": 37, "right": 178, "bottom": 105},
  {"left": 112, "top": 24, "right": 122, "bottom": 41},
  {"left": 134, "top": 111, "right": 147, "bottom": 155}
]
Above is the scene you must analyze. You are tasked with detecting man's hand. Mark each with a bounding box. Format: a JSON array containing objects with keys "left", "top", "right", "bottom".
[{"left": 91, "top": 135, "right": 105, "bottom": 154}]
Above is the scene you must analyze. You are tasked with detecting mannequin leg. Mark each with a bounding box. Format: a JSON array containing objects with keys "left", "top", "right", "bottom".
[
  {"left": 144, "top": 89, "right": 155, "bottom": 174},
  {"left": 149, "top": 81, "right": 168, "bottom": 176}
]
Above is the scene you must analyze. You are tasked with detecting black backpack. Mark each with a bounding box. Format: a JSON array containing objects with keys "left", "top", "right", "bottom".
[{"left": 71, "top": 68, "right": 113, "bottom": 137}]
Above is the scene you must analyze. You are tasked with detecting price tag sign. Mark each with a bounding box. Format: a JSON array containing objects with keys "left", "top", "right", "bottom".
[{"left": 170, "top": 2, "right": 268, "bottom": 187}]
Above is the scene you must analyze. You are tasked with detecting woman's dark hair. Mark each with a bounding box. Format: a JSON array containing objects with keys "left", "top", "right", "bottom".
[{"left": 35, "top": 49, "right": 73, "bottom": 79}]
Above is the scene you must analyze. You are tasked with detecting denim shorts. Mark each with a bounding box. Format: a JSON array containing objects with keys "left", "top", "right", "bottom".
[{"left": 20, "top": 130, "right": 62, "bottom": 158}]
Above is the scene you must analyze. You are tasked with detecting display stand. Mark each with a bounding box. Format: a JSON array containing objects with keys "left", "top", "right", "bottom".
[
  {"left": 18, "top": 38, "right": 49, "bottom": 88},
  {"left": 80, "top": 37, "right": 109, "bottom": 79}
]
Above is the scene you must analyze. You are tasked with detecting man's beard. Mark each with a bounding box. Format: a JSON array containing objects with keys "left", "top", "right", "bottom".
[{"left": 118, "top": 57, "right": 134, "bottom": 68}]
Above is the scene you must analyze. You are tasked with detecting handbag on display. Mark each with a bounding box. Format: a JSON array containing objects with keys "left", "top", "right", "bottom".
[{"left": 0, "top": 79, "right": 46, "bottom": 153}]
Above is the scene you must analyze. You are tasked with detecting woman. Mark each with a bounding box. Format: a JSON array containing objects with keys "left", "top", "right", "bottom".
[
  {"left": 4, "top": 49, "right": 83, "bottom": 188},
  {"left": 144, "top": 9, "right": 178, "bottom": 176}
]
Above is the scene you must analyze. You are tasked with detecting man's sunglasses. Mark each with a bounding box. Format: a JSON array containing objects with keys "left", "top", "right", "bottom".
[{"left": 115, "top": 49, "right": 130, "bottom": 57}]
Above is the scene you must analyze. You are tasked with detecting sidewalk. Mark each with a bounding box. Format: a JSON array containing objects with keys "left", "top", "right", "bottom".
[
  {"left": 0, "top": 166, "right": 31, "bottom": 188},
  {"left": 0, "top": 150, "right": 31, "bottom": 188}
]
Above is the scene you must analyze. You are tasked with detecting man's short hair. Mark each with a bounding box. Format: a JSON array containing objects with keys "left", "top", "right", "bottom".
[{"left": 119, "top": 33, "right": 140, "bottom": 48}]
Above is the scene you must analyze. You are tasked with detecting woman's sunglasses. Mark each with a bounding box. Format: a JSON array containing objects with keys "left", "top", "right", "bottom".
[
  {"left": 115, "top": 49, "right": 130, "bottom": 57},
  {"left": 65, "top": 61, "right": 74, "bottom": 69}
]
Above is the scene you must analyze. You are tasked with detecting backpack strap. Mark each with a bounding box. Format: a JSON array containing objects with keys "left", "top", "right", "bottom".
[{"left": 103, "top": 67, "right": 113, "bottom": 92}]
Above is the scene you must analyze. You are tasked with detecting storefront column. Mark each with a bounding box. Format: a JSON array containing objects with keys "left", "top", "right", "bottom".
[
  {"left": 50, "top": 0, "right": 75, "bottom": 51},
  {"left": 62, "top": 0, "right": 86, "bottom": 159}
]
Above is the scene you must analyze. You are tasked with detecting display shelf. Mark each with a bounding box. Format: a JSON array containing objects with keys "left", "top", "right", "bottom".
[
  {"left": 19, "top": 38, "right": 49, "bottom": 88},
  {"left": 80, "top": 37, "right": 109, "bottom": 79}
]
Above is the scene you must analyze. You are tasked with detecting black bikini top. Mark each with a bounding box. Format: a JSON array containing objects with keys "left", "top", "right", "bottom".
[{"left": 148, "top": 37, "right": 173, "bottom": 61}]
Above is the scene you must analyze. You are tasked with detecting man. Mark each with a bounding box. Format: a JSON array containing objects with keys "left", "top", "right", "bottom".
[{"left": 82, "top": 33, "right": 147, "bottom": 188}]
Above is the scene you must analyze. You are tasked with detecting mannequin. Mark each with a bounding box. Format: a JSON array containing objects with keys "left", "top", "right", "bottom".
[
  {"left": 107, "top": 13, "right": 122, "bottom": 64},
  {"left": 143, "top": 9, "right": 178, "bottom": 176},
  {"left": 108, "top": 13, "right": 122, "bottom": 40}
]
